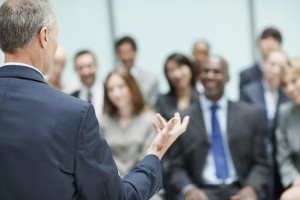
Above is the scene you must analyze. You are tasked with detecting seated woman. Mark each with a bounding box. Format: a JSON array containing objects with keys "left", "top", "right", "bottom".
[
  {"left": 276, "top": 58, "right": 300, "bottom": 200},
  {"left": 155, "top": 53, "right": 197, "bottom": 200},
  {"left": 155, "top": 53, "right": 198, "bottom": 120},
  {"left": 100, "top": 67, "right": 162, "bottom": 200}
]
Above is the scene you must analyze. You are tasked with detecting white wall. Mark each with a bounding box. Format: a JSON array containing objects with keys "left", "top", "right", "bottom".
[
  {"left": 52, "top": 0, "right": 114, "bottom": 82},
  {"left": 0, "top": 0, "right": 299, "bottom": 100},
  {"left": 114, "top": 0, "right": 252, "bottom": 99},
  {"left": 255, "top": 0, "right": 300, "bottom": 58}
]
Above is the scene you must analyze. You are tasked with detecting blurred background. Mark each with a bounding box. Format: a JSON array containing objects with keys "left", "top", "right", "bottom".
[{"left": 0, "top": 0, "right": 299, "bottom": 100}]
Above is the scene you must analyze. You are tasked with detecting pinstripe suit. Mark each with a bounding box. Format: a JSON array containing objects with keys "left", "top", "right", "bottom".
[{"left": 276, "top": 102, "right": 300, "bottom": 187}]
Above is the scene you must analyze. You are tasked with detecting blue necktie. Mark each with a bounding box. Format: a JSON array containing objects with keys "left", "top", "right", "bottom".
[
  {"left": 87, "top": 89, "right": 92, "bottom": 104},
  {"left": 210, "top": 104, "right": 229, "bottom": 181}
]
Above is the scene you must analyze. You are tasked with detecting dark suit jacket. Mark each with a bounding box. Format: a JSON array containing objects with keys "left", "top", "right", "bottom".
[
  {"left": 239, "top": 62, "right": 263, "bottom": 90},
  {"left": 240, "top": 80, "right": 289, "bottom": 140},
  {"left": 155, "top": 88, "right": 198, "bottom": 199},
  {"left": 155, "top": 88, "right": 199, "bottom": 120},
  {"left": 167, "top": 100, "right": 269, "bottom": 199},
  {"left": 71, "top": 90, "right": 80, "bottom": 98},
  {"left": 0, "top": 65, "right": 162, "bottom": 200}
]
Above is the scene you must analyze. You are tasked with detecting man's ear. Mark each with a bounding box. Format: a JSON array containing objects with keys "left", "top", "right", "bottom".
[{"left": 38, "top": 27, "right": 49, "bottom": 48}]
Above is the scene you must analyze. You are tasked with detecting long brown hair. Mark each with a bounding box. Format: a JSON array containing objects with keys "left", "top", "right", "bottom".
[{"left": 104, "top": 67, "right": 145, "bottom": 116}]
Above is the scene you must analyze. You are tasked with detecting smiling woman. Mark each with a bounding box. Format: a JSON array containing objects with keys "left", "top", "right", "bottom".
[
  {"left": 155, "top": 53, "right": 198, "bottom": 121},
  {"left": 101, "top": 67, "right": 164, "bottom": 200},
  {"left": 276, "top": 58, "right": 300, "bottom": 200}
]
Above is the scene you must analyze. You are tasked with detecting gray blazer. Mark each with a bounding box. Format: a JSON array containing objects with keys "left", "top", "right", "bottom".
[
  {"left": 276, "top": 102, "right": 300, "bottom": 187},
  {"left": 132, "top": 68, "right": 159, "bottom": 107}
]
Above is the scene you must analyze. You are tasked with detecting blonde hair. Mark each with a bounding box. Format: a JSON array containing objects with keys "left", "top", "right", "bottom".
[{"left": 280, "top": 57, "right": 300, "bottom": 87}]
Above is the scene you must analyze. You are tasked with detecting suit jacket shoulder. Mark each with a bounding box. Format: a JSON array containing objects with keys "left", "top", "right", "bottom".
[
  {"left": 240, "top": 63, "right": 263, "bottom": 89},
  {"left": 70, "top": 89, "right": 80, "bottom": 97}
]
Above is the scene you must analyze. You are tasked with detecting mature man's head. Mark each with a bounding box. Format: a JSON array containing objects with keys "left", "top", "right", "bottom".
[
  {"left": 74, "top": 50, "right": 98, "bottom": 88},
  {"left": 0, "top": 0, "right": 55, "bottom": 53},
  {"left": 115, "top": 36, "right": 137, "bottom": 70}
]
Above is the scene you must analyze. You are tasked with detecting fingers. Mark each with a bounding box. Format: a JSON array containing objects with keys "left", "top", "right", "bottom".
[
  {"left": 151, "top": 121, "right": 161, "bottom": 134},
  {"left": 165, "top": 117, "right": 177, "bottom": 133},
  {"left": 156, "top": 113, "right": 167, "bottom": 128},
  {"left": 181, "top": 115, "right": 190, "bottom": 131},
  {"left": 155, "top": 112, "right": 190, "bottom": 136},
  {"left": 230, "top": 195, "right": 240, "bottom": 200},
  {"left": 170, "top": 113, "right": 190, "bottom": 135}
]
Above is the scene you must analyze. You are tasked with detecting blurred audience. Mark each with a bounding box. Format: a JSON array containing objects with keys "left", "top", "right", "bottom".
[
  {"left": 192, "top": 40, "right": 210, "bottom": 93},
  {"left": 47, "top": 46, "right": 77, "bottom": 93},
  {"left": 166, "top": 56, "right": 269, "bottom": 200},
  {"left": 115, "top": 36, "right": 159, "bottom": 107},
  {"left": 240, "top": 50, "right": 290, "bottom": 199},
  {"left": 71, "top": 50, "right": 104, "bottom": 119},
  {"left": 240, "top": 27, "right": 282, "bottom": 90},
  {"left": 276, "top": 58, "right": 300, "bottom": 200},
  {"left": 100, "top": 67, "right": 162, "bottom": 200}
]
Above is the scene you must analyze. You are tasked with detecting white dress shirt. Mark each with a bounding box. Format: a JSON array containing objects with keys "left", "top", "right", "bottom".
[
  {"left": 262, "top": 80, "right": 279, "bottom": 121},
  {"left": 200, "top": 95, "right": 238, "bottom": 184},
  {"left": 2, "top": 62, "right": 43, "bottom": 76},
  {"left": 78, "top": 82, "right": 104, "bottom": 120}
]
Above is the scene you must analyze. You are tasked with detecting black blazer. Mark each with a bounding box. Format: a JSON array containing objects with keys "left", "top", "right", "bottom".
[
  {"left": 155, "top": 88, "right": 199, "bottom": 120},
  {"left": 0, "top": 65, "right": 162, "bottom": 200},
  {"left": 167, "top": 100, "right": 269, "bottom": 199},
  {"left": 240, "top": 62, "right": 263, "bottom": 90},
  {"left": 240, "top": 80, "right": 289, "bottom": 139}
]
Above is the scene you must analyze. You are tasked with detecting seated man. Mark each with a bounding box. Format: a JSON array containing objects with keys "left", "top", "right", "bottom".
[
  {"left": 115, "top": 36, "right": 159, "bottom": 107},
  {"left": 239, "top": 27, "right": 282, "bottom": 90},
  {"left": 166, "top": 56, "right": 269, "bottom": 200},
  {"left": 71, "top": 50, "right": 104, "bottom": 120},
  {"left": 240, "top": 50, "right": 290, "bottom": 199}
]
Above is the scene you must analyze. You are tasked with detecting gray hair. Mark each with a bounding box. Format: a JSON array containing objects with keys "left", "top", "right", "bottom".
[{"left": 0, "top": 0, "right": 56, "bottom": 53}]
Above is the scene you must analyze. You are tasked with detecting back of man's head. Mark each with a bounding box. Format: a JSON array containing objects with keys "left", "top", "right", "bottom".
[
  {"left": 260, "top": 27, "right": 282, "bottom": 43},
  {"left": 0, "top": 0, "right": 55, "bottom": 53}
]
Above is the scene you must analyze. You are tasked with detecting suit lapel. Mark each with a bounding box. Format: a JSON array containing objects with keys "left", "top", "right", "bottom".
[
  {"left": 275, "top": 90, "right": 289, "bottom": 120},
  {"left": 227, "top": 101, "right": 236, "bottom": 143},
  {"left": 292, "top": 105, "right": 300, "bottom": 152},
  {"left": 194, "top": 101, "right": 209, "bottom": 145},
  {"left": 189, "top": 101, "right": 209, "bottom": 178},
  {"left": 256, "top": 82, "right": 269, "bottom": 121}
]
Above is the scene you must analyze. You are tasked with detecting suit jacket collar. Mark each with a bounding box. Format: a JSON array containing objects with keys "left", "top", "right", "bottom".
[
  {"left": 256, "top": 81, "right": 268, "bottom": 120},
  {"left": 255, "top": 80, "right": 290, "bottom": 123},
  {"left": 0, "top": 65, "right": 46, "bottom": 84},
  {"left": 194, "top": 99, "right": 209, "bottom": 145},
  {"left": 227, "top": 100, "right": 239, "bottom": 142}
]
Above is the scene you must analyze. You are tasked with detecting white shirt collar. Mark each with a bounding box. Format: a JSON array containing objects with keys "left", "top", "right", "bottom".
[
  {"left": 2, "top": 62, "right": 43, "bottom": 76},
  {"left": 200, "top": 94, "right": 228, "bottom": 110}
]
